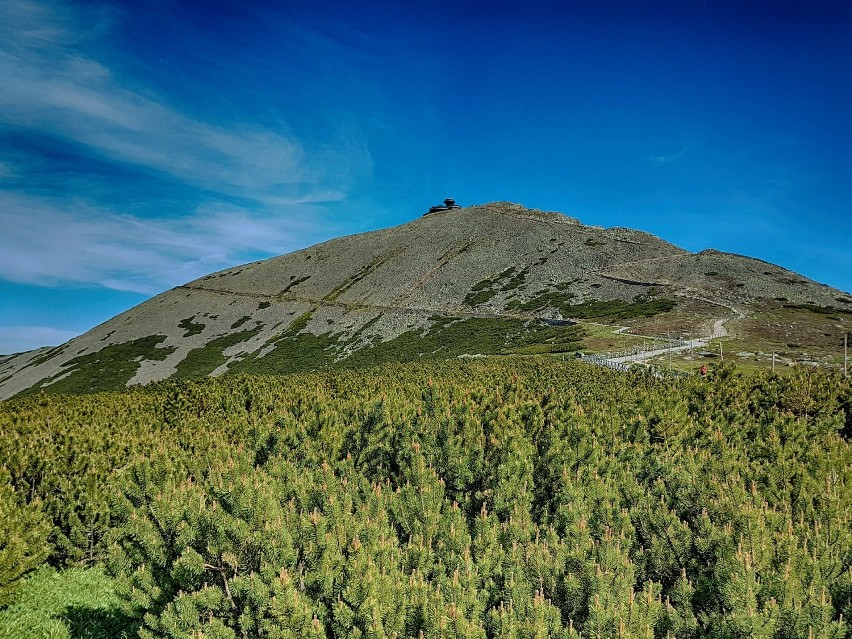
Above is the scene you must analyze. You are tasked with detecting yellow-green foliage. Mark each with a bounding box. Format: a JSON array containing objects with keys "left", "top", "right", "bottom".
[
  {"left": 1, "top": 360, "right": 851, "bottom": 638},
  {"left": 0, "top": 468, "right": 51, "bottom": 607}
]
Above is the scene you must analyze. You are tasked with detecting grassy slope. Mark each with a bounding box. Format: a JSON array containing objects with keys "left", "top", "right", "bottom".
[
  {"left": 13, "top": 298, "right": 650, "bottom": 396},
  {"left": 14, "top": 336, "right": 174, "bottom": 399}
]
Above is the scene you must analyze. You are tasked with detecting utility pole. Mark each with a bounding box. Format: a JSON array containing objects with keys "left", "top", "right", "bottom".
[
  {"left": 719, "top": 340, "right": 723, "bottom": 362},
  {"left": 845, "top": 333, "right": 848, "bottom": 377},
  {"left": 772, "top": 352, "right": 775, "bottom": 374}
]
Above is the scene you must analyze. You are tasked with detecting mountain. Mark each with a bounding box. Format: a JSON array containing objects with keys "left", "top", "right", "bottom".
[{"left": 2, "top": 202, "right": 850, "bottom": 399}]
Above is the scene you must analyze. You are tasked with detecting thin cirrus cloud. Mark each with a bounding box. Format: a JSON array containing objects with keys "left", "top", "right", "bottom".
[
  {"left": 0, "top": 192, "right": 324, "bottom": 294},
  {"left": 0, "top": 0, "right": 365, "bottom": 293},
  {"left": 648, "top": 148, "right": 690, "bottom": 165},
  {"left": 0, "top": 0, "right": 353, "bottom": 200},
  {"left": 0, "top": 326, "right": 82, "bottom": 354}
]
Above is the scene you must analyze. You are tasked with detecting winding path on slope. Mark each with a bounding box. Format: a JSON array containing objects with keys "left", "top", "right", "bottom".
[
  {"left": 711, "top": 304, "right": 746, "bottom": 338},
  {"left": 604, "top": 299, "right": 745, "bottom": 366}
]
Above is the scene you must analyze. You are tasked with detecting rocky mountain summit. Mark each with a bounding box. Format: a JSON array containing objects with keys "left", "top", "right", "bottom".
[{"left": 2, "top": 202, "right": 850, "bottom": 398}]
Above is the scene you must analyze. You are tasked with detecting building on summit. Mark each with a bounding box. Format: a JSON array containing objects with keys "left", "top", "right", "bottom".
[{"left": 424, "top": 198, "right": 462, "bottom": 215}]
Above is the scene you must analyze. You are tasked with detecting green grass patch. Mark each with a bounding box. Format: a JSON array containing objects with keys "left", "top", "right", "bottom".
[
  {"left": 344, "top": 316, "right": 508, "bottom": 365},
  {"left": 508, "top": 290, "right": 576, "bottom": 313},
  {"left": 512, "top": 291, "right": 676, "bottom": 320},
  {"left": 346, "top": 314, "right": 382, "bottom": 345},
  {"left": 279, "top": 274, "right": 311, "bottom": 295},
  {"left": 464, "top": 268, "right": 528, "bottom": 306},
  {"left": 507, "top": 300, "right": 527, "bottom": 311},
  {"left": 784, "top": 303, "right": 852, "bottom": 316},
  {"left": 17, "top": 335, "right": 174, "bottom": 397},
  {"left": 285, "top": 310, "right": 312, "bottom": 334},
  {"left": 230, "top": 315, "right": 252, "bottom": 329},
  {"left": 463, "top": 289, "right": 498, "bottom": 306},
  {"left": 177, "top": 316, "right": 205, "bottom": 337},
  {"left": 174, "top": 328, "right": 263, "bottom": 379},
  {"left": 554, "top": 279, "right": 578, "bottom": 291},
  {"left": 499, "top": 267, "right": 529, "bottom": 291},
  {"left": 566, "top": 297, "right": 676, "bottom": 319},
  {"left": 230, "top": 311, "right": 344, "bottom": 375},
  {"left": 506, "top": 281, "right": 577, "bottom": 311},
  {"left": 324, "top": 257, "right": 387, "bottom": 302},
  {"left": 343, "top": 317, "right": 584, "bottom": 367},
  {"left": 504, "top": 322, "right": 586, "bottom": 354},
  {"left": 224, "top": 315, "right": 586, "bottom": 374},
  {"left": 0, "top": 566, "right": 135, "bottom": 639},
  {"left": 22, "top": 346, "right": 66, "bottom": 370},
  {"left": 240, "top": 332, "right": 343, "bottom": 375}
]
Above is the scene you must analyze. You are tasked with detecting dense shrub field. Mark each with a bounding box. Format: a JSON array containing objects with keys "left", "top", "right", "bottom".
[{"left": 1, "top": 359, "right": 850, "bottom": 638}]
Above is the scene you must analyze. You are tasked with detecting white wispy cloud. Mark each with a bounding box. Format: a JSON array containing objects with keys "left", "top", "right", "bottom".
[
  {"left": 0, "top": 326, "right": 82, "bottom": 355},
  {"left": 648, "top": 148, "right": 690, "bottom": 164},
  {"left": 0, "top": 0, "right": 360, "bottom": 203},
  {"left": 0, "top": 192, "right": 332, "bottom": 294},
  {"left": 0, "top": 0, "right": 370, "bottom": 297}
]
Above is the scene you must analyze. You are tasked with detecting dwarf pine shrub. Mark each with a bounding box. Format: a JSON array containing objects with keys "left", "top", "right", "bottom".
[{"left": 2, "top": 360, "right": 850, "bottom": 637}]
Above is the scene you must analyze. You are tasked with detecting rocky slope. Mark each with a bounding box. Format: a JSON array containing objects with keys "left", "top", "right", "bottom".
[{"left": 2, "top": 202, "right": 849, "bottom": 398}]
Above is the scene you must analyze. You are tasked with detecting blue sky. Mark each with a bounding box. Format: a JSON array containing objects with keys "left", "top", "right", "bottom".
[{"left": 2, "top": 0, "right": 851, "bottom": 354}]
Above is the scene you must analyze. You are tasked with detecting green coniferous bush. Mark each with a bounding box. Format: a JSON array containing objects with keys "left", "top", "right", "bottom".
[
  {"left": 0, "top": 467, "right": 51, "bottom": 606},
  {"left": 1, "top": 359, "right": 850, "bottom": 637}
]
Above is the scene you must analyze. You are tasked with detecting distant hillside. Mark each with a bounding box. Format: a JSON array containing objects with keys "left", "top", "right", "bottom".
[{"left": 2, "top": 202, "right": 850, "bottom": 398}]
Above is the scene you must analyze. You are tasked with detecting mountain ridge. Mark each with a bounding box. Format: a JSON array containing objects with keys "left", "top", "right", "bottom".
[{"left": 2, "top": 201, "right": 850, "bottom": 399}]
